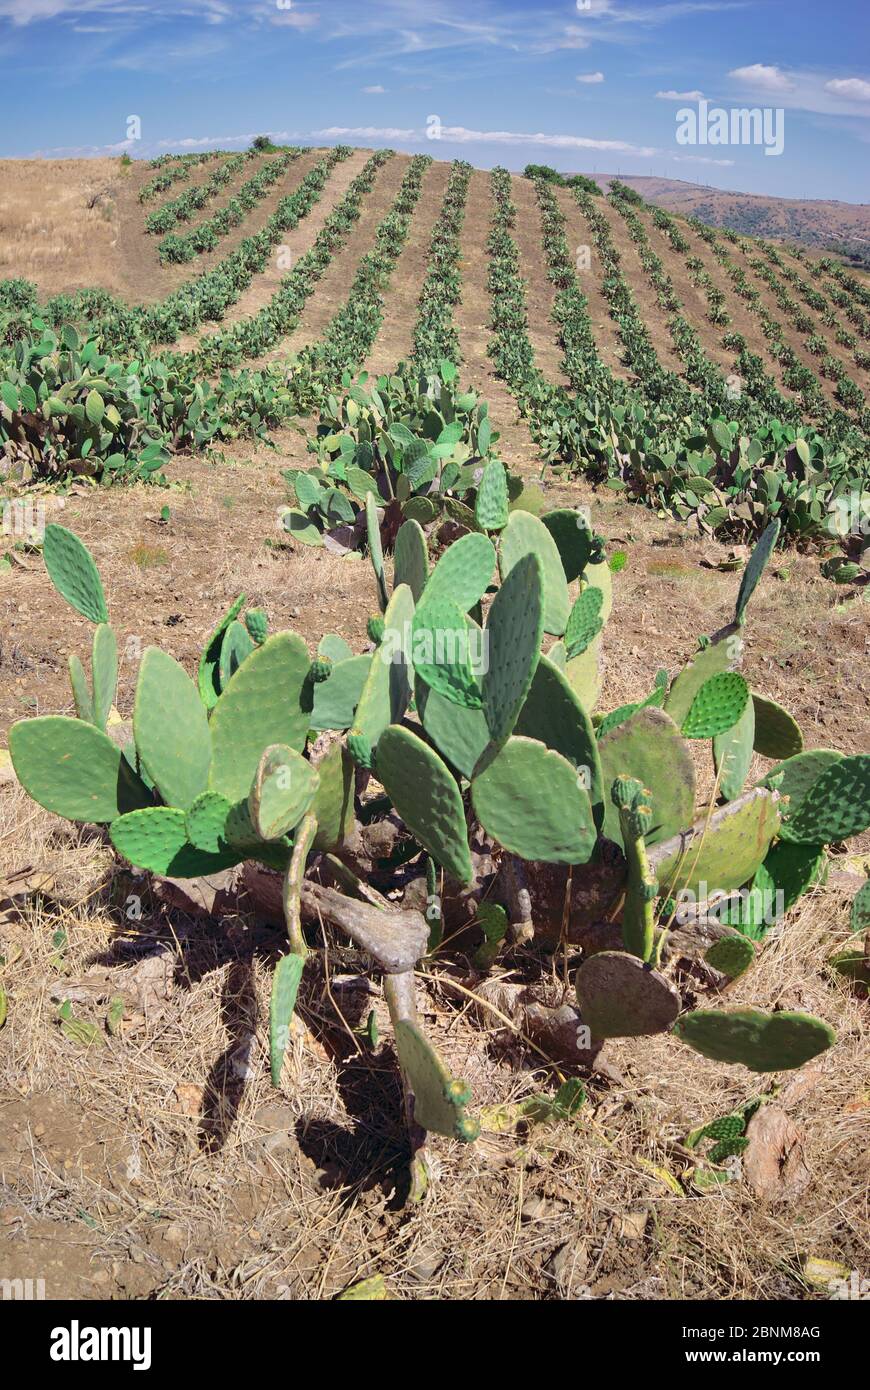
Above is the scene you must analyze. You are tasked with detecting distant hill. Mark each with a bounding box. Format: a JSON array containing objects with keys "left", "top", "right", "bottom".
[{"left": 588, "top": 175, "right": 870, "bottom": 269}]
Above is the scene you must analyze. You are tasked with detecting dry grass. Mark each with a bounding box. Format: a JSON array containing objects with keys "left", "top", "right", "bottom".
[{"left": 0, "top": 159, "right": 122, "bottom": 295}]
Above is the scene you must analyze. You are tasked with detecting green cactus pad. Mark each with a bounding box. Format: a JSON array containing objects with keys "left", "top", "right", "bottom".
[
  {"left": 318, "top": 633, "right": 353, "bottom": 664},
  {"left": 598, "top": 707, "right": 695, "bottom": 849},
  {"left": 704, "top": 935, "right": 756, "bottom": 979},
  {"left": 423, "top": 532, "right": 496, "bottom": 613},
  {"left": 393, "top": 519, "right": 429, "bottom": 601},
  {"left": 482, "top": 552, "right": 544, "bottom": 745},
  {"left": 564, "top": 586, "right": 604, "bottom": 660},
  {"left": 758, "top": 749, "right": 843, "bottom": 811},
  {"left": 366, "top": 492, "right": 388, "bottom": 612},
  {"left": 713, "top": 696, "right": 755, "bottom": 802},
  {"left": 474, "top": 459, "right": 509, "bottom": 532},
  {"left": 110, "top": 806, "right": 243, "bottom": 877},
  {"left": 675, "top": 1007, "right": 835, "bottom": 1072},
  {"left": 353, "top": 584, "right": 415, "bottom": 748},
  {"left": 244, "top": 608, "right": 268, "bottom": 645},
  {"left": 250, "top": 744, "right": 319, "bottom": 841},
  {"left": 417, "top": 681, "right": 490, "bottom": 780},
  {"left": 209, "top": 633, "right": 312, "bottom": 804},
  {"left": 584, "top": 556, "right": 613, "bottom": 623},
  {"left": 851, "top": 879, "right": 870, "bottom": 936},
  {"left": 735, "top": 518, "right": 781, "bottom": 624},
  {"left": 574, "top": 951, "right": 680, "bottom": 1038},
  {"left": 499, "top": 510, "right": 570, "bottom": 637},
  {"left": 10, "top": 715, "right": 152, "bottom": 823},
  {"left": 514, "top": 654, "right": 603, "bottom": 826},
  {"left": 565, "top": 634, "right": 603, "bottom": 712},
  {"left": 471, "top": 736, "right": 596, "bottom": 865},
  {"left": 548, "top": 639, "right": 567, "bottom": 671},
  {"left": 198, "top": 594, "right": 246, "bottom": 710},
  {"left": 779, "top": 754, "right": 870, "bottom": 845},
  {"left": 751, "top": 839, "right": 826, "bottom": 923},
  {"left": 411, "top": 595, "right": 483, "bottom": 710},
  {"left": 540, "top": 509, "right": 593, "bottom": 583},
  {"left": 185, "top": 790, "right": 233, "bottom": 854},
  {"left": 91, "top": 624, "right": 117, "bottom": 733},
  {"left": 68, "top": 654, "right": 95, "bottom": 725},
  {"left": 752, "top": 694, "right": 803, "bottom": 760},
  {"left": 376, "top": 726, "right": 473, "bottom": 884},
  {"left": 42, "top": 524, "right": 109, "bottom": 624},
  {"left": 394, "top": 1019, "right": 480, "bottom": 1141},
  {"left": 271, "top": 953, "right": 305, "bottom": 1087},
  {"left": 701, "top": 1114, "right": 746, "bottom": 1143},
  {"left": 664, "top": 623, "right": 743, "bottom": 728},
  {"left": 134, "top": 648, "right": 212, "bottom": 812},
  {"left": 310, "top": 654, "right": 371, "bottom": 731},
  {"left": 311, "top": 742, "right": 355, "bottom": 851},
  {"left": 682, "top": 672, "right": 750, "bottom": 740},
  {"left": 219, "top": 619, "right": 255, "bottom": 690},
  {"left": 649, "top": 787, "right": 781, "bottom": 898}
]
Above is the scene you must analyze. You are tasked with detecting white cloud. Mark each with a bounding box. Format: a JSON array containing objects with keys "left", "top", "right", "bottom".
[
  {"left": 825, "top": 77, "right": 870, "bottom": 103},
  {"left": 656, "top": 89, "right": 704, "bottom": 101},
  {"left": 576, "top": 71, "right": 605, "bottom": 84},
  {"left": 314, "top": 125, "right": 418, "bottom": 140},
  {"left": 269, "top": 7, "right": 319, "bottom": 29},
  {"left": 728, "top": 63, "right": 794, "bottom": 94},
  {"left": 363, "top": 84, "right": 386, "bottom": 94},
  {"left": 312, "top": 122, "right": 658, "bottom": 156}
]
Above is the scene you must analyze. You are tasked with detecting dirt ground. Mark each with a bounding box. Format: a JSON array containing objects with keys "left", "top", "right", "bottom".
[{"left": 0, "top": 154, "right": 868, "bottom": 1302}]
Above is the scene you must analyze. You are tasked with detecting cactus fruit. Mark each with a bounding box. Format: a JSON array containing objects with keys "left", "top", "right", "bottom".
[
  {"left": 393, "top": 518, "right": 429, "bottom": 600},
  {"left": 735, "top": 518, "right": 781, "bottom": 624},
  {"left": 270, "top": 952, "right": 305, "bottom": 1086},
  {"left": 779, "top": 754, "right": 870, "bottom": 845},
  {"left": 134, "top": 647, "right": 212, "bottom": 812},
  {"left": 309, "top": 657, "right": 332, "bottom": 684},
  {"left": 367, "top": 615, "right": 385, "bottom": 645},
  {"left": 482, "top": 551, "right": 544, "bottom": 744},
  {"left": 611, "top": 777, "right": 658, "bottom": 960},
  {"left": 472, "top": 737, "right": 597, "bottom": 865},
  {"left": 649, "top": 787, "right": 781, "bottom": 898},
  {"left": 209, "top": 633, "right": 312, "bottom": 803},
  {"left": 244, "top": 608, "right": 268, "bottom": 645},
  {"left": 713, "top": 696, "right": 755, "bottom": 802},
  {"left": 423, "top": 531, "right": 496, "bottom": 613},
  {"left": 393, "top": 1019, "right": 480, "bottom": 1141},
  {"left": 514, "top": 654, "right": 603, "bottom": 826},
  {"left": 10, "top": 716, "right": 151, "bottom": 823},
  {"left": 186, "top": 790, "right": 233, "bottom": 854},
  {"left": 376, "top": 726, "right": 473, "bottom": 884},
  {"left": 540, "top": 509, "right": 594, "bottom": 582},
  {"left": 366, "top": 492, "right": 388, "bottom": 613},
  {"left": 499, "top": 510, "right": 570, "bottom": 637},
  {"left": 411, "top": 595, "right": 483, "bottom": 709},
  {"left": 752, "top": 694, "right": 803, "bottom": 760},
  {"left": 682, "top": 672, "right": 750, "bottom": 740},
  {"left": 474, "top": 459, "right": 509, "bottom": 532},
  {"left": 198, "top": 594, "right": 246, "bottom": 710},
  {"left": 564, "top": 586, "right": 603, "bottom": 660},
  {"left": 598, "top": 707, "right": 695, "bottom": 850},
  {"left": 574, "top": 951, "right": 680, "bottom": 1038},
  {"left": 704, "top": 935, "right": 755, "bottom": 979},
  {"left": 250, "top": 744, "right": 319, "bottom": 841},
  {"left": 674, "top": 1007, "right": 836, "bottom": 1072},
  {"left": 347, "top": 729, "right": 374, "bottom": 770},
  {"left": 42, "top": 524, "right": 109, "bottom": 624}
]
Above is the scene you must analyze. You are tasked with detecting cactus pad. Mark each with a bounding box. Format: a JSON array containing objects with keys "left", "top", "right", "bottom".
[
  {"left": 564, "top": 586, "right": 604, "bottom": 660},
  {"left": 758, "top": 749, "right": 843, "bottom": 811},
  {"left": 366, "top": 492, "right": 388, "bottom": 612},
  {"left": 474, "top": 459, "right": 509, "bottom": 532},
  {"left": 574, "top": 951, "right": 680, "bottom": 1038},
  {"left": 514, "top": 654, "right": 603, "bottom": 825},
  {"left": 185, "top": 790, "right": 233, "bottom": 854},
  {"left": 471, "top": 736, "right": 596, "bottom": 865},
  {"left": 675, "top": 1007, "right": 835, "bottom": 1072},
  {"left": 499, "top": 510, "right": 570, "bottom": 636},
  {"left": 311, "top": 742, "right": 355, "bottom": 851},
  {"left": 10, "top": 715, "right": 151, "bottom": 823},
  {"left": 134, "top": 647, "right": 212, "bottom": 811},
  {"left": 704, "top": 935, "right": 756, "bottom": 979},
  {"left": 417, "top": 681, "right": 490, "bottom": 780},
  {"left": 250, "top": 744, "right": 319, "bottom": 841},
  {"left": 598, "top": 707, "right": 695, "bottom": 849},
  {"left": 565, "top": 634, "right": 603, "bottom": 712},
  {"left": 682, "top": 672, "right": 750, "bottom": 740},
  {"left": 649, "top": 787, "right": 781, "bottom": 898},
  {"left": 319, "top": 633, "right": 353, "bottom": 664},
  {"left": 411, "top": 595, "right": 483, "bottom": 709},
  {"left": 394, "top": 1019, "right": 479, "bottom": 1141},
  {"left": 393, "top": 519, "right": 429, "bottom": 601},
  {"left": 713, "top": 696, "right": 755, "bottom": 802},
  {"left": 423, "top": 532, "right": 495, "bottom": 613},
  {"left": 376, "top": 726, "right": 473, "bottom": 884},
  {"left": 540, "top": 509, "right": 593, "bottom": 583},
  {"left": 270, "top": 953, "right": 305, "bottom": 1087},
  {"left": 68, "top": 654, "right": 95, "bottom": 725},
  {"left": 198, "top": 594, "right": 246, "bottom": 710},
  {"left": 735, "top": 518, "right": 781, "bottom": 623},
  {"left": 779, "top": 754, "right": 870, "bottom": 845},
  {"left": 209, "top": 633, "right": 312, "bottom": 804},
  {"left": 42, "top": 524, "right": 109, "bottom": 624},
  {"left": 353, "top": 584, "right": 415, "bottom": 748},
  {"left": 850, "top": 879, "right": 870, "bottom": 936},
  {"left": 664, "top": 623, "right": 743, "bottom": 727},
  {"left": 110, "top": 806, "right": 242, "bottom": 877},
  {"left": 219, "top": 620, "right": 255, "bottom": 690},
  {"left": 90, "top": 624, "right": 117, "bottom": 733},
  {"left": 310, "top": 654, "right": 370, "bottom": 731},
  {"left": 752, "top": 694, "right": 803, "bottom": 760},
  {"left": 482, "top": 551, "right": 544, "bottom": 744}
]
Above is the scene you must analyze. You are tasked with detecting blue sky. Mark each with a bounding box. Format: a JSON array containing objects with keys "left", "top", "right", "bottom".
[{"left": 1, "top": 0, "right": 867, "bottom": 200}]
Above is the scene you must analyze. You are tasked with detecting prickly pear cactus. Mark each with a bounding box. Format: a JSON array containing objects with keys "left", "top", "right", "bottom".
[
  {"left": 42, "top": 523, "right": 109, "bottom": 624},
  {"left": 394, "top": 1020, "right": 480, "bottom": 1141},
  {"left": 675, "top": 1008, "right": 836, "bottom": 1072}
]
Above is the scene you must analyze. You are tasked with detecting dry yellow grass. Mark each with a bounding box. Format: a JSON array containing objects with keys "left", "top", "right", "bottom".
[{"left": 0, "top": 159, "right": 123, "bottom": 295}]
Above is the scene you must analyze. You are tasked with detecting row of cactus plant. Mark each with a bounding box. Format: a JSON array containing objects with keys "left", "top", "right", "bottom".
[{"left": 9, "top": 508, "right": 865, "bottom": 1190}]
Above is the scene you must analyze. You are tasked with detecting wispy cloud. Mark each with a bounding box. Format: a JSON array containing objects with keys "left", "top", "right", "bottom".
[
  {"left": 363, "top": 84, "right": 386, "bottom": 93},
  {"left": 314, "top": 121, "right": 657, "bottom": 156},
  {"left": 576, "top": 71, "right": 605, "bottom": 84},
  {"left": 656, "top": 88, "right": 704, "bottom": 101}
]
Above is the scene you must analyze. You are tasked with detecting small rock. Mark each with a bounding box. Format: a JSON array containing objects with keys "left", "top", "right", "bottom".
[{"left": 619, "top": 1207, "right": 649, "bottom": 1240}]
